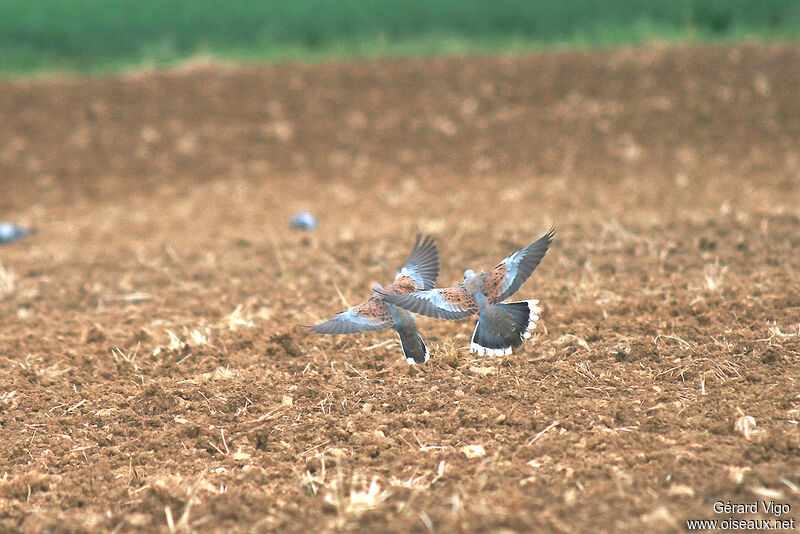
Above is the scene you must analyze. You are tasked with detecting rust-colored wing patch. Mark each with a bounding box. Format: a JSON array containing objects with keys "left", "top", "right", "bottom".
[
  {"left": 354, "top": 297, "right": 393, "bottom": 323},
  {"left": 389, "top": 275, "right": 420, "bottom": 294},
  {"left": 484, "top": 265, "right": 507, "bottom": 303}
]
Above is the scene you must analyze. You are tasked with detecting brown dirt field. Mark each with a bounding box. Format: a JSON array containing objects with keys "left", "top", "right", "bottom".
[{"left": 1, "top": 43, "right": 800, "bottom": 533}]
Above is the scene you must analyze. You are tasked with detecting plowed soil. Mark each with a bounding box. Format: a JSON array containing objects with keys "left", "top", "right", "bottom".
[{"left": 1, "top": 44, "right": 800, "bottom": 533}]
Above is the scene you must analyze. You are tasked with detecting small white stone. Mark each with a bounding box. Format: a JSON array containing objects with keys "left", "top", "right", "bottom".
[
  {"left": 477, "top": 346, "right": 486, "bottom": 356},
  {"left": 523, "top": 331, "right": 532, "bottom": 339},
  {"left": 461, "top": 444, "right": 486, "bottom": 459},
  {"left": 504, "top": 347, "right": 513, "bottom": 355}
]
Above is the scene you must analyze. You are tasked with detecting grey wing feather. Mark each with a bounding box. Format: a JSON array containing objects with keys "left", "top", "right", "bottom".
[
  {"left": 381, "top": 288, "right": 475, "bottom": 320},
  {"left": 495, "top": 227, "right": 554, "bottom": 302},
  {"left": 395, "top": 234, "right": 439, "bottom": 290},
  {"left": 310, "top": 307, "right": 392, "bottom": 335}
]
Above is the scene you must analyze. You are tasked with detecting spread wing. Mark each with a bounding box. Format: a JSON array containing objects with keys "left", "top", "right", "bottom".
[
  {"left": 392, "top": 234, "right": 439, "bottom": 292},
  {"left": 486, "top": 227, "right": 554, "bottom": 303},
  {"left": 380, "top": 286, "right": 477, "bottom": 320},
  {"left": 310, "top": 297, "right": 393, "bottom": 334}
]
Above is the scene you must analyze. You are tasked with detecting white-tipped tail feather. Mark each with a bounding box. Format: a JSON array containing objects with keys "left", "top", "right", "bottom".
[
  {"left": 402, "top": 332, "right": 430, "bottom": 365},
  {"left": 522, "top": 298, "right": 541, "bottom": 340},
  {"left": 469, "top": 298, "right": 542, "bottom": 356}
]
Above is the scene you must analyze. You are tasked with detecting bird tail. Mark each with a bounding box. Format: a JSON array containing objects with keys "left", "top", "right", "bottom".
[
  {"left": 396, "top": 329, "right": 430, "bottom": 365},
  {"left": 470, "top": 299, "right": 541, "bottom": 356}
]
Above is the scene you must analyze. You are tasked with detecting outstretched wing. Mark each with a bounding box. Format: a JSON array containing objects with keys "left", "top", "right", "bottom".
[
  {"left": 486, "top": 227, "right": 555, "bottom": 303},
  {"left": 310, "top": 298, "right": 393, "bottom": 334},
  {"left": 392, "top": 234, "right": 439, "bottom": 292},
  {"left": 380, "top": 286, "right": 477, "bottom": 320}
]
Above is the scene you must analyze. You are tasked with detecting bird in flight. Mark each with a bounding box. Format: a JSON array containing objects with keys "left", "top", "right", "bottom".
[
  {"left": 378, "top": 228, "right": 554, "bottom": 356},
  {"left": 309, "top": 235, "right": 439, "bottom": 364}
]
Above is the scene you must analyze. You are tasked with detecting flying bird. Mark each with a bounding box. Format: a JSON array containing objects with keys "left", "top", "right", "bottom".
[
  {"left": 378, "top": 228, "right": 554, "bottom": 357},
  {"left": 309, "top": 235, "right": 439, "bottom": 365}
]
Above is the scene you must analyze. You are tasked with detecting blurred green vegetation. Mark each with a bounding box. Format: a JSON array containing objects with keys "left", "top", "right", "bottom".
[{"left": 1, "top": 0, "right": 799, "bottom": 74}]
